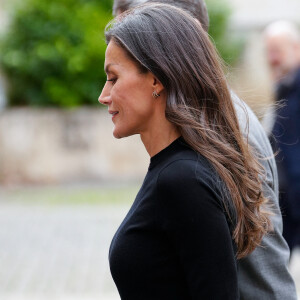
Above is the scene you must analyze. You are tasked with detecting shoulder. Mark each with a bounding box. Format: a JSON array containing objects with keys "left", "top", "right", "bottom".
[
  {"left": 231, "top": 91, "right": 270, "bottom": 149},
  {"left": 231, "top": 91, "right": 277, "bottom": 183},
  {"left": 158, "top": 149, "right": 214, "bottom": 181},
  {"left": 156, "top": 154, "right": 223, "bottom": 210},
  {"left": 231, "top": 91, "right": 269, "bottom": 145}
]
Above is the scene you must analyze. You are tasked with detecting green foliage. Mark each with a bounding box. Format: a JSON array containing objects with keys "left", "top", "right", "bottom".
[
  {"left": 0, "top": 0, "right": 242, "bottom": 107},
  {"left": 207, "top": 0, "right": 243, "bottom": 65},
  {"left": 0, "top": 0, "right": 113, "bottom": 106}
]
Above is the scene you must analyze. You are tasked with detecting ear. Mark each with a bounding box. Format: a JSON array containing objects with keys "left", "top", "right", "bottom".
[{"left": 152, "top": 76, "right": 164, "bottom": 95}]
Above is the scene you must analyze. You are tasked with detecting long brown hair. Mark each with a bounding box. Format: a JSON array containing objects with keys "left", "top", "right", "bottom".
[{"left": 105, "top": 3, "right": 271, "bottom": 259}]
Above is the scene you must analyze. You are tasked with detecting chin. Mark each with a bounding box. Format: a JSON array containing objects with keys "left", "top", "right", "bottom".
[
  {"left": 112, "top": 123, "right": 139, "bottom": 139},
  {"left": 113, "top": 133, "right": 123, "bottom": 139},
  {"left": 113, "top": 131, "right": 123, "bottom": 139},
  {"left": 113, "top": 129, "right": 129, "bottom": 139},
  {"left": 113, "top": 128, "right": 136, "bottom": 139}
]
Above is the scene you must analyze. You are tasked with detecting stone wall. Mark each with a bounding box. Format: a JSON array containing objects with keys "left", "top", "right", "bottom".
[{"left": 0, "top": 108, "right": 149, "bottom": 184}]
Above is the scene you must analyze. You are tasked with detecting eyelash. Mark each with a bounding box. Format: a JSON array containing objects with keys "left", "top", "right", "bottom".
[{"left": 107, "top": 78, "right": 117, "bottom": 85}]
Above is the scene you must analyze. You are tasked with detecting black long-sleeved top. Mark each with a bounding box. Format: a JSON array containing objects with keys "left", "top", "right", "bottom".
[{"left": 109, "top": 138, "right": 239, "bottom": 299}]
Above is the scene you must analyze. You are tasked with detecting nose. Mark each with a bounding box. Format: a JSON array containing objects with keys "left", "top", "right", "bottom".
[{"left": 98, "top": 83, "right": 111, "bottom": 106}]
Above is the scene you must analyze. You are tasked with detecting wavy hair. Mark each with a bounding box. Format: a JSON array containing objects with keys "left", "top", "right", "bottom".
[{"left": 105, "top": 3, "right": 271, "bottom": 259}]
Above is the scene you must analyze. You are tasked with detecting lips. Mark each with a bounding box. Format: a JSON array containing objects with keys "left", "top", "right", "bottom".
[{"left": 109, "top": 110, "right": 119, "bottom": 119}]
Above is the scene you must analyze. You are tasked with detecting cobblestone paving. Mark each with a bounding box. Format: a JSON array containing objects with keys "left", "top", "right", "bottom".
[{"left": 0, "top": 189, "right": 299, "bottom": 300}]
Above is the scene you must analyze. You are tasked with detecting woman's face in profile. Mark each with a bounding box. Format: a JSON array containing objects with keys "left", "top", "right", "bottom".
[{"left": 99, "top": 41, "right": 158, "bottom": 139}]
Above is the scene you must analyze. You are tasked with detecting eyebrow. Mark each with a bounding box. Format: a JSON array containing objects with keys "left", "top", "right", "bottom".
[{"left": 104, "top": 63, "right": 117, "bottom": 74}]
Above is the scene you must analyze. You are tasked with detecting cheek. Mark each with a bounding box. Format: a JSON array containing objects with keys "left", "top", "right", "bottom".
[
  {"left": 123, "top": 97, "right": 154, "bottom": 127},
  {"left": 286, "top": 50, "right": 298, "bottom": 66},
  {"left": 115, "top": 81, "right": 153, "bottom": 111},
  {"left": 110, "top": 84, "right": 127, "bottom": 105}
]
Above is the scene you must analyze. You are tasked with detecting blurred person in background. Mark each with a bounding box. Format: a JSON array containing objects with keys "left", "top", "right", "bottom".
[
  {"left": 264, "top": 21, "right": 300, "bottom": 254},
  {"left": 110, "top": 1, "right": 297, "bottom": 299}
]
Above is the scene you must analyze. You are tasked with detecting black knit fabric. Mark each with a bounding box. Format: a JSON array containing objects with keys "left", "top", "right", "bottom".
[{"left": 109, "top": 138, "right": 239, "bottom": 299}]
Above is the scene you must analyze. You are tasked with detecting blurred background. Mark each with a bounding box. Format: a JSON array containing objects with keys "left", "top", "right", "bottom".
[{"left": 0, "top": 0, "right": 299, "bottom": 299}]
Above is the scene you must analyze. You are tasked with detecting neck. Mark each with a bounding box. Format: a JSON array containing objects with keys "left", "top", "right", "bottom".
[{"left": 140, "top": 124, "right": 181, "bottom": 157}]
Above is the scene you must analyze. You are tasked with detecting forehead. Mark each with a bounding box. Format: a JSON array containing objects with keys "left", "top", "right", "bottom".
[
  {"left": 104, "top": 40, "right": 145, "bottom": 75},
  {"left": 105, "top": 41, "right": 137, "bottom": 75},
  {"left": 105, "top": 41, "right": 127, "bottom": 65},
  {"left": 266, "top": 35, "right": 294, "bottom": 51}
]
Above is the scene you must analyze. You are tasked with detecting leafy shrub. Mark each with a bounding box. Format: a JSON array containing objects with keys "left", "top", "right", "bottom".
[
  {"left": 0, "top": 0, "right": 242, "bottom": 107},
  {"left": 0, "top": 0, "right": 113, "bottom": 106},
  {"left": 207, "top": 0, "right": 243, "bottom": 66}
]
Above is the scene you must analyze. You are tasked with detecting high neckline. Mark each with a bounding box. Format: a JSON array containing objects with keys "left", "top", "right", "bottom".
[{"left": 149, "top": 136, "right": 186, "bottom": 170}]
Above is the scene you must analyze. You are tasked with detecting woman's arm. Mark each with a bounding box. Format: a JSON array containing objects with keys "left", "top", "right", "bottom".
[{"left": 157, "top": 158, "right": 239, "bottom": 300}]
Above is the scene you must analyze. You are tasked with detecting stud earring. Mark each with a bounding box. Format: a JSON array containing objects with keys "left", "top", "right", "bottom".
[{"left": 152, "top": 90, "right": 160, "bottom": 99}]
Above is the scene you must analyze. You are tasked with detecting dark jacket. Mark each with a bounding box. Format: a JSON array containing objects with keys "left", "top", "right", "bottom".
[{"left": 272, "top": 66, "right": 300, "bottom": 220}]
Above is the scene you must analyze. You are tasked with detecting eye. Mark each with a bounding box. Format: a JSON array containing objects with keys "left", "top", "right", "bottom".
[{"left": 107, "top": 78, "right": 117, "bottom": 85}]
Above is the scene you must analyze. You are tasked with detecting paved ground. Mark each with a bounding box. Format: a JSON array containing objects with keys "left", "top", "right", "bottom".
[
  {"left": 0, "top": 199, "right": 124, "bottom": 300},
  {"left": 0, "top": 186, "right": 299, "bottom": 300}
]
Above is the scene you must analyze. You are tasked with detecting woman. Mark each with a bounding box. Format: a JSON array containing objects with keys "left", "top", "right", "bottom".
[{"left": 99, "top": 3, "right": 271, "bottom": 299}]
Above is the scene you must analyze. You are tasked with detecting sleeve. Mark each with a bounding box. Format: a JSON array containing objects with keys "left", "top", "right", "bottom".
[{"left": 156, "top": 159, "right": 239, "bottom": 300}]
